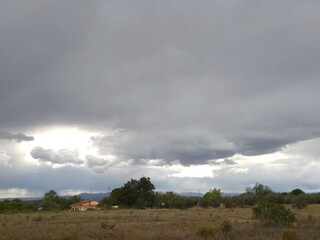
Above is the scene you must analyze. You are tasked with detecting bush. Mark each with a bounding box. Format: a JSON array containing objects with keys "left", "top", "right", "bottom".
[
  {"left": 235, "top": 194, "right": 257, "bottom": 207},
  {"left": 199, "top": 198, "right": 210, "bottom": 208},
  {"left": 266, "top": 204, "right": 295, "bottom": 226},
  {"left": 222, "top": 197, "right": 236, "bottom": 208},
  {"left": 252, "top": 200, "right": 270, "bottom": 220},
  {"left": 196, "top": 224, "right": 218, "bottom": 239},
  {"left": 282, "top": 229, "right": 300, "bottom": 240},
  {"left": 291, "top": 195, "right": 308, "bottom": 209},
  {"left": 253, "top": 202, "right": 295, "bottom": 226},
  {"left": 0, "top": 199, "right": 37, "bottom": 213}
]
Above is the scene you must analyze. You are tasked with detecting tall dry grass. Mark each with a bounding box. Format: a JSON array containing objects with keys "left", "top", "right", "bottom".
[{"left": 0, "top": 205, "right": 319, "bottom": 239}]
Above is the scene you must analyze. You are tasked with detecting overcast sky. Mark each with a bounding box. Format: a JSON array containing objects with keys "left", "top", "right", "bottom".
[{"left": 1, "top": 0, "right": 320, "bottom": 198}]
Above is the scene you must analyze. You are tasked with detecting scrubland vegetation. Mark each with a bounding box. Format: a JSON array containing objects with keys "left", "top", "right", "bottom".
[
  {"left": 0, "top": 205, "right": 320, "bottom": 239},
  {"left": 1, "top": 179, "right": 320, "bottom": 239}
]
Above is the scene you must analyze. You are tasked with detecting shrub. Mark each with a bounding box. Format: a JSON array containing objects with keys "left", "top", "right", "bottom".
[
  {"left": 266, "top": 204, "right": 295, "bottom": 226},
  {"left": 222, "top": 197, "right": 236, "bottom": 208},
  {"left": 196, "top": 224, "right": 218, "bottom": 239},
  {"left": 282, "top": 229, "right": 300, "bottom": 240},
  {"left": 291, "top": 195, "right": 308, "bottom": 209},
  {"left": 253, "top": 202, "right": 295, "bottom": 226},
  {"left": 199, "top": 198, "right": 210, "bottom": 208},
  {"left": 252, "top": 200, "right": 270, "bottom": 220},
  {"left": 235, "top": 194, "right": 257, "bottom": 207}
]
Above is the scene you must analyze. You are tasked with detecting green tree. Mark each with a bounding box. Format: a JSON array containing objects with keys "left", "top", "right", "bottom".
[
  {"left": 291, "top": 188, "right": 305, "bottom": 196},
  {"left": 110, "top": 188, "right": 122, "bottom": 205},
  {"left": 41, "top": 190, "right": 68, "bottom": 210},
  {"left": 67, "top": 195, "right": 82, "bottom": 205},
  {"left": 43, "top": 190, "right": 60, "bottom": 203},
  {"left": 110, "top": 177, "right": 156, "bottom": 208},
  {"left": 245, "top": 183, "right": 273, "bottom": 197},
  {"left": 200, "top": 188, "right": 222, "bottom": 207}
]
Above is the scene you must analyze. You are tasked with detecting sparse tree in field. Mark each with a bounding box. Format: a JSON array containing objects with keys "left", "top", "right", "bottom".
[
  {"left": 291, "top": 188, "right": 305, "bottom": 196},
  {"left": 204, "top": 188, "right": 222, "bottom": 199},
  {"left": 67, "top": 195, "right": 82, "bottom": 205},
  {"left": 110, "top": 177, "right": 156, "bottom": 208},
  {"left": 40, "top": 190, "right": 70, "bottom": 210},
  {"left": 245, "top": 183, "right": 273, "bottom": 197},
  {"left": 43, "top": 190, "right": 60, "bottom": 203},
  {"left": 200, "top": 188, "right": 222, "bottom": 208}
]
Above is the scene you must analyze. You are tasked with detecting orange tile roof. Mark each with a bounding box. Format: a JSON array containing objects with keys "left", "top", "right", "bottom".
[{"left": 70, "top": 200, "right": 99, "bottom": 208}]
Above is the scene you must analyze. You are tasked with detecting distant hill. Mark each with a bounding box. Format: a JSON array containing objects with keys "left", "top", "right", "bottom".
[
  {"left": 0, "top": 191, "right": 241, "bottom": 202},
  {"left": 76, "top": 192, "right": 110, "bottom": 201},
  {"left": 0, "top": 197, "right": 42, "bottom": 202},
  {"left": 177, "top": 192, "right": 240, "bottom": 197},
  {"left": 222, "top": 192, "right": 240, "bottom": 197},
  {"left": 0, "top": 192, "right": 110, "bottom": 202},
  {"left": 178, "top": 192, "right": 203, "bottom": 197}
]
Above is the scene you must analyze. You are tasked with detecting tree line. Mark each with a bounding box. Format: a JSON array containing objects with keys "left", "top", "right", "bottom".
[
  {"left": 0, "top": 190, "right": 81, "bottom": 213},
  {"left": 101, "top": 178, "right": 320, "bottom": 210},
  {"left": 1, "top": 177, "right": 320, "bottom": 213}
]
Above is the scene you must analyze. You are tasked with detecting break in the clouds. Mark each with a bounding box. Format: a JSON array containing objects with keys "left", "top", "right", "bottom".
[
  {"left": 1, "top": 0, "right": 320, "bottom": 196},
  {"left": 0, "top": 151, "right": 11, "bottom": 167},
  {"left": 0, "top": 130, "right": 34, "bottom": 142}
]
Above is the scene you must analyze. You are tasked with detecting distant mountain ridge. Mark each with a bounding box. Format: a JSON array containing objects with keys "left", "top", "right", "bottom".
[
  {"left": 75, "top": 192, "right": 110, "bottom": 201},
  {"left": 178, "top": 192, "right": 203, "bottom": 197},
  {"left": 0, "top": 191, "right": 240, "bottom": 202},
  {"left": 0, "top": 192, "right": 110, "bottom": 202}
]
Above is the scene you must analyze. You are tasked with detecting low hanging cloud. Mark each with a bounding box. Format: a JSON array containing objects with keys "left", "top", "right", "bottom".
[
  {"left": 0, "top": 130, "right": 34, "bottom": 142},
  {"left": 91, "top": 129, "right": 236, "bottom": 166},
  {"left": 90, "top": 126, "right": 319, "bottom": 166},
  {"left": 30, "top": 147, "right": 83, "bottom": 165}
]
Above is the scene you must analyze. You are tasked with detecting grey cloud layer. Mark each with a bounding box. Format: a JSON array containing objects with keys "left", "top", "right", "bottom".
[
  {"left": 0, "top": 131, "right": 34, "bottom": 142},
  {"left": 1, "top": 1, "right": 320, "bottom": 165},
  {"left": 30, "top": 147, "right": 83, "bottom": 165}
]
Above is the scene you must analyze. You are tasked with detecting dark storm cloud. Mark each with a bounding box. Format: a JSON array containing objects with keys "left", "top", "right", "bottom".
[
  {"left": 91, "top": 129, "right": 236, "bottom": 165},
  {"left": 1, "top": 1, "right": 320, "bottom": 165},
  {"left": 0, "top": 130, "right": 34, "bottom": 142},
  {"left": 30, "top": 147, "right": 83, "bottom": 165}
]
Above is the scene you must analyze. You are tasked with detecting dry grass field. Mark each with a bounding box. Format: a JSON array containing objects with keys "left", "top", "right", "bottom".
[{"left": 0, "top": 205, "right": 319, "bottom": 240}]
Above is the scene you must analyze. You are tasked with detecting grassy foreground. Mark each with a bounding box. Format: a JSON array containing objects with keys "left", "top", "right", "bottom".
[{"left": 0, "top": 205, "right": 319, "bottom": 240}]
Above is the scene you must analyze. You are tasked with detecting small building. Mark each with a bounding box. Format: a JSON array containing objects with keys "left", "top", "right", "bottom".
[{"left": 70, "top": 200, "right": 100, "bottom": 211}]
